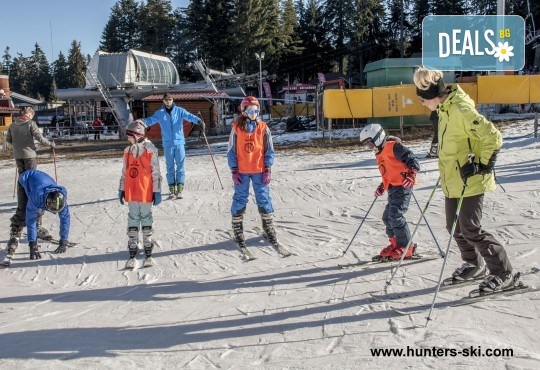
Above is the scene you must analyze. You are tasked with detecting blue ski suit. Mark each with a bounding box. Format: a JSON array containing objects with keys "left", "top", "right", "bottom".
[
  {"left": 18, "top": 169, "right": 70, "bottom": 243},
  {"left": 143, "top": 103, "right": 201, "bottom": 186}
]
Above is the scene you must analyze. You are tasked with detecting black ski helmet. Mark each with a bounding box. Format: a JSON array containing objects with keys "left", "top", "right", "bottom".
[{"left": 45, "top": 190, "right": 65, "bottom": 213}]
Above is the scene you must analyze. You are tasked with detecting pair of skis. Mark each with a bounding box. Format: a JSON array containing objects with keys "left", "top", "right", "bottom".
[
  {"left": 123, "top": 255, "right": 154, "bottom": 270},
  {"left": 229, "top": 227, "right": 292, "bottom": 262},
  {"left": 371, "top": 272, "right": 537, "bottom": 313}
]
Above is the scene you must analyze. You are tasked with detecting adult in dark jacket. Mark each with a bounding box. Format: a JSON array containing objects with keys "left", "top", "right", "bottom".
[
  {"left": 7, "top": 107, "right": 56, "bottom": 245},
  {"left": 6, "top": 170, "right": 71, "bottom": 261},
  {"left": 142, "top": 93, "right": 204, "bottom": 199}
]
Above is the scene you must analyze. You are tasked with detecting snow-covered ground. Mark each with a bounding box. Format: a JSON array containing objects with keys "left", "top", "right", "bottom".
[{"left": 0, "top": 119, "right": 538, "bottom": 369}]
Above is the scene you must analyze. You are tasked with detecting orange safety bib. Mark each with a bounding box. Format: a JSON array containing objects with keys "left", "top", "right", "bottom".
[
  {"left": 124, "top": 149, "right": 154, "bottom": 203},
  {"left": 376, "top": 141, "right": 409, "bottom": 189},
  {"left": 234, "top": 121, "right": 267, "bottom": 173}
]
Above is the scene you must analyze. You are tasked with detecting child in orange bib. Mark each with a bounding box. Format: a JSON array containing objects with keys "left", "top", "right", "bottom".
[
  {"left": 119, "top": 120, "right": 162, "bottom": 269},
  {"left": 359, "top": 124, "right": 420, "bottom": 261}
]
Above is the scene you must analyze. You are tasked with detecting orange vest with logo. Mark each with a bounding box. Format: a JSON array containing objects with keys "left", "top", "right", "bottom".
[
  {"left": 234, "top": 121, "right": 267, "bottom": 173},
  {"left": 376, "top": 141, "right": 409, "bottom": 190},
  {"left": 124, "top": 149, "right": 154, "bottom": 203}
]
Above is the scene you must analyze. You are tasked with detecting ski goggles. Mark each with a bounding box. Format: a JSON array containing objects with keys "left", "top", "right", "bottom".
[{"left": 245, "top": 109, "right": 260, "bottom": 115}]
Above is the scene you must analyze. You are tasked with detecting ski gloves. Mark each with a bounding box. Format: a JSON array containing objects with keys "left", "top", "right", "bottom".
[
  {"left": 262, "top": 167, "right": 272, "bottom": 186},
  {"left": 198, "top": 120, "right": 205, "bottom": 132},
  {"left": 374, "top": 183, "right": 385, "bottom": 197},
  {"left": 232, "top": 168, "right": 272, "bottom": 186},
  {"left": 402, "top": 169, "right": 417, "bottom": 189},
  {"left": 50, "top": 141, "right": 56, "bottom": 149},
  {"left": 153, "top": 192, "right": 162, "bottom": 206},
  {"left": 460, "top": 150, "right": 498, "bottom": 180},
  {"left": 119, "top": 190, "right": 161, "bottom": 205},
  {"left": 232, "top": 170, "right": 242, "bottom": 186}
]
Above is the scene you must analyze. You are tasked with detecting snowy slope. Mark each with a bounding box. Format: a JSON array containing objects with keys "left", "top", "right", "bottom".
[{"left": 0, "top": 119, "right": 538, "bottom": 369}]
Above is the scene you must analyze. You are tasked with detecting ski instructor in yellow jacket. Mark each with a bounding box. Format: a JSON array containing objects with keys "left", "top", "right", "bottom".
[{"left": 414, "top": 67, "right": 515, "bottom": 293}]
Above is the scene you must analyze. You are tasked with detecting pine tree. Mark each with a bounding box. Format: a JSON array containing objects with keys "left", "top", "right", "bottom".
[
  {"left": 184, "top": 0, "right": 206, "bottom": 60},
  {"left": 276, "top": 0, "right": 303, "bottom": 78},
  {"left": 53, "top": 51, "right": 70, "bottom": 89},
  {"left": 100, "top": 0, "right": 141, "bottom": 52},
  {"left": 232, "top": 0, "right": 268, "bottom": 73},
  {"left": 469, "top": 0, "right": 497, "bottom": 15},
  {"left": 291, "top": 0, "right": 333, "bottom": 81},
  {"left": 67, "top": 40, "right": 86, "bottom": 88},
  {"left": 2, "top": 47, "right": 12, "bottom": 74},
  {"left": 349, "top": 0, "right": 387, "bottom": 84},
  {"left": 170, "top": 7, "right": 198, "bottom": 81},
  {"left": 27, "top": 43, "right": 52, "bottom": 100},
  {"left": 323, "top": 0, "right": 355, "bottom": 73},
  {"left": 139, "top": 0, "right": 175, "bottom": 55},
  {"left": 409, "top": 0, "right": 431, "bottom": 54},
  {"left": 432, "top": 0, "right": 466, "bottom": 16},
  {"left": 9, "top": 53, "right": 30, "bottom": 94},
  {"left": 202, "top": 0, "right": 235, "bottom": 70},
  {"left": 385, "top": 0, "right": 412, "bottom": 58}
]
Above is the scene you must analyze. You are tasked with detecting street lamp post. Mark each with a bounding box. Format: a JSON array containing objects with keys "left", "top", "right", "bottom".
[{"left": 254, "top": 52, "right": 265, "bottom": 100}]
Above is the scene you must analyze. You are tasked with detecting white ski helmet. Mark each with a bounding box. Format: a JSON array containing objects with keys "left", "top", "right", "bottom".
[
  {"left": 359, "top": 124, "right": 386, "bottom": 147},
  {"left": 126, "top": 120, "right": 146, "bottom": 140}
]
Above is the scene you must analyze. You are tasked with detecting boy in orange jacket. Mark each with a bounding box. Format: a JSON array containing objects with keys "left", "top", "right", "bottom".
[
  {"left": 119, "top": 120, "right": 162, "bottom": 269},
  {"left": 359, "top": 124, "right": 420, "bottom": 261}
]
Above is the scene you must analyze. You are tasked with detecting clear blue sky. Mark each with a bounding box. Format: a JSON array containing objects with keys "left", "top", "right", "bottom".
[{"left": 2, "top": 0, "right": 190, "bottom": 63}]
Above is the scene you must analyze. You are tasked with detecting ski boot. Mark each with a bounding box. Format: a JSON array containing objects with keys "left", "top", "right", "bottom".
[
  {"left": 372, "top": 237, "right": 396, "bottom": 262},
  {"left": 142, "top": 226, "right": 154, "bottom": 267},
  {"left": 168, "top": 184, "right": 176, "bottom": 200},
  {"left": 385, "top": 243, "right": 416, "bottom": 261},
  {"left": 7, "top": 226, "right": 23, "bottom": 255},
  {"left": 232, "top": 214, "right": 255, "bottom": 261},
  {"left": 125, "top": 227, "right": 139, "bottom": 269},
  {"left": 426, "top": 143, "right": 438, "bottom": 158},
  {"left": 442, "top": 261, "right": 486, "bottom": 286},
  {"left": 261, "top": 212, "right": 291, "bottom": 258},
  {"left": 479, "top": 272, "right": 516, "bottom": 293},
  {"left": 176, "top": 183, "right": 184, "bottom": 199},
  {"left": 29, "top": 242, "right": 42, "bottom": 260}
]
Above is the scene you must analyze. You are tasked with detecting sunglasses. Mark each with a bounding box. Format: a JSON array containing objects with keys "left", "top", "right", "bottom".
[
  {"left": 163, "top": 98, "right": 173, "bottom": 102},
  {"left": 245, "top": 109, "right": 260, "bottom": 114}
]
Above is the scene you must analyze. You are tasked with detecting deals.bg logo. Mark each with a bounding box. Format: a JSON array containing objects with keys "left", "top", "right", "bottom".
[{"left": 422, "top": 15, "right": 525, "bottom": 71}]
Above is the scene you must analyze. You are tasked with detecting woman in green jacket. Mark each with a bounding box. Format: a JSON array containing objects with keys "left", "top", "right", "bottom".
[{"left": 413, "top": 67, "right": 514, "bottom": 293}]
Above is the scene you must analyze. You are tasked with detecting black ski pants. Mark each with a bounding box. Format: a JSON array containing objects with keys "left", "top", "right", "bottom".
[{"left": 445, "top": 194, "right": 512, "bottom": 277}]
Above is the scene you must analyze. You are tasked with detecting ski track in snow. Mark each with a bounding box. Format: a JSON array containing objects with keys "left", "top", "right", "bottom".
[{"left": 0, "top": 120, "right": 539, "bottom": 368}]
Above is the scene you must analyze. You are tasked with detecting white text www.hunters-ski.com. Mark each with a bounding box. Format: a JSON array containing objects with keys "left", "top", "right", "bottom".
[{"left": 370, "top": 346, "right": 513, "bottom": 358}]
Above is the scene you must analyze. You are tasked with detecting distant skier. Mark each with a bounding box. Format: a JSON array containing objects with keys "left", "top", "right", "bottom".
[
  {"left": 414, "top": 66, "right": 514, "bottom": 293},
  {"left": 359, "top": 124, "right": 420, "bottom": 261},
  {"left": 7, "top": 107, "right": 57, "bottom": 249},
  {"left": 227, "top": 96, "right": 290, "bottom": 260},
  {"left": 2, "top": 169, "right": 70, "bottom": 266},
  {"left": 118, "top": 120, "right": 162, "bottom": 269},
  {"left": 142, "top": 93, "right": 204, "bottom": 199}
]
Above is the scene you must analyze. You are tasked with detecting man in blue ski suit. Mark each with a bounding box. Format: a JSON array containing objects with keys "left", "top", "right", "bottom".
[
  {"left": 17, "top": 169, "right": 71, "bottom": 259},
  {"left": 142, "top": 93, "right": 204, "bottom": 199}
]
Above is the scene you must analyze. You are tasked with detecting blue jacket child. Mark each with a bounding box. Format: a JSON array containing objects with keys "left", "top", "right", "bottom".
[{"left": 19, "top": 169, "right": 70, "bottom": 259}]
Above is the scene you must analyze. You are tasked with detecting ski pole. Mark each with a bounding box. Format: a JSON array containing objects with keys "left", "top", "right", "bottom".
[
  {"left": 13, "top": 167, "right": 18, "bottom": 198},
  {"left": 342, "top": 196, "right": 378, "bottom": 256},
  {"left": 52, "top": 147, "right": 58, "bottom": 183},
  {"left": 412, "top": 191, "right": 444, "bottom": 257},
  {"left": 383, "top": 178, "right": 441, "bottom": 294},
  {"left": 197, "top": 113, "right": 224, "bottom": 190},
  {"left": 425, "top": 155, "right": 474, "bottom": 326}
]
